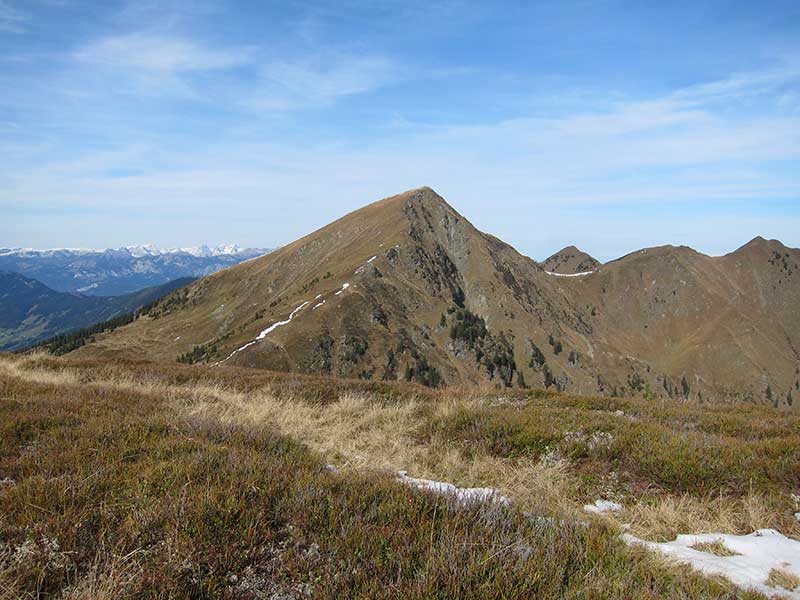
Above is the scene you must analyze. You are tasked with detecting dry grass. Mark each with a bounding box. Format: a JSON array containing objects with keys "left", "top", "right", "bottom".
[
  {"left": 1, "top": 353, "right": 751, "bottom": 599},
  {"left": 612, "top": 492, "right": 779, "bottom": 541},
  {"left": 766, "top": 568, "right": 800, "bottom": 591},
  {"left": 183, "top": 388, "right": 577, "bottom": 518},
  {"left": 690, "top": 540, "right": 739, "bottom": 557},
  {"left": 2, "top": 353, "right": 799, "bottom": 597},
  {"left": 3, "top": 353, "right": 798, "bottom": 542}
]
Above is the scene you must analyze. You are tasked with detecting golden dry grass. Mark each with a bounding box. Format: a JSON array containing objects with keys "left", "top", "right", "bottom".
[
  {"left": 766, "top": 568, "right": 800, "bottom": 592},
  {"left": 3, "top": 353, "right": 797, "bottom": 546},
  {"left": 3, "top": 353, "right": 756, "bottom": 599},
  {"left": 690, "top": 540, "right": 739, "bottom": 557}
]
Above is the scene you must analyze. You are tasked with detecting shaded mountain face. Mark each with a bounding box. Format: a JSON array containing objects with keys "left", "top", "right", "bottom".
[
  {"left": 0, "top": 246, "right": 268, "bottom": 296},
  {"left": 0, "top": 272, "right": 194, "bottom": 350},
  {"left": 71, "top": 188, "right": 800, "bottom": 410},
  {"left": 542, "top": 246, "right": 600, "bottom": 274}
]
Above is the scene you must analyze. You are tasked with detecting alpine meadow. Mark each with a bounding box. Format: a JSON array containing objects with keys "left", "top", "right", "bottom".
[{"left": 1, "top": 1, "right": 799, "bottom": 599}]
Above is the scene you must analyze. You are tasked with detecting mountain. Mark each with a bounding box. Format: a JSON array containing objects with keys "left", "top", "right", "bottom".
[
  {"left": 0, "top": 245, "right": 269, "bottom": 296},
  {"left": 69, "top": 188, "right": 800, "bottom": 409},
  {"left": 542, "top": 246, "right": 600, "bottom": 274},
  {"left": 0, "top": 272, "right": 195, "bottom": 351}
]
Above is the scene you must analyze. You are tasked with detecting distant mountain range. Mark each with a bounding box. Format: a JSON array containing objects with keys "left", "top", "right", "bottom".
[
  {"left": 0, "top": 245, "right": 269, "bottom": 296},
  {"left": 69, "top": 187, "right": 800, "bottom": 410},
  {"left": 0, "top": 271, "right": 194, "bottom": 351}
]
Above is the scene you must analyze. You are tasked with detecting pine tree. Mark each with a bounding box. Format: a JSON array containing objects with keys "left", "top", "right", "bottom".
[{"left": 681, "top": 376, "right": 690, "bottom": 399}]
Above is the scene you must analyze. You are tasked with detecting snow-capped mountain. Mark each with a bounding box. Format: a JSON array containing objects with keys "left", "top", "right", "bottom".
[{"left": 0, "top": 245, "right": 270, "bottom": 296}]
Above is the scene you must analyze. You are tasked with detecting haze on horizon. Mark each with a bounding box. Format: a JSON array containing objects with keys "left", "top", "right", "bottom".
[{"left": 0, "top": 0, "right": 798, "bottom": 262}]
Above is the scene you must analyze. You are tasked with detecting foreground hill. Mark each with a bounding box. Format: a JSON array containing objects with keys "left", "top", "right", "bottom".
[
  {"left": 0, "top": 272, "right": 194, "bottom": 350},
  {"left": 71, "top": 188, "right": 800, "bottom": 408},
  {"left": 0, "top": 245, "right": 268, "bottom": 296},
  {"left": 1, "top": 354, "right": 798, "bottom": 597},
  {"left": 542, "top": 245, "right": 601, "bottom": 274}
]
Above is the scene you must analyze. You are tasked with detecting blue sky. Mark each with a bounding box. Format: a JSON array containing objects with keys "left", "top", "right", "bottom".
[{"left": 0, "top": 0, "right": 798, "bottom": 261}]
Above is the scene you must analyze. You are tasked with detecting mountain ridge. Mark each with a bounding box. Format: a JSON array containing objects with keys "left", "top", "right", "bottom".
[
  {"left": 0, "top": 271, "right": 194, "bottom": 351},
  {"left": 69, "top": 187, "right": 800, "bottom": 409},
  {"left": 0, "top": 245, "right": 269, "bottom": 296}
]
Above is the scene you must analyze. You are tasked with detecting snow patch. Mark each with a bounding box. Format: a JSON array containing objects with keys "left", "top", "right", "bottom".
[
  {"left": 334, "top": 282, "right": 350, "bottom": 296},
  {"left": 256, "top": 301, "right": 309, "bottom": 340},
  {"left": 216, "top": 301, "right": 310, "bottom": 365},
  {"left": 623, "top": 529, "right": 800, "bottom": 599},
  {"left": 312, "top": 301, "right": 325, "bottom": 310},
  {"left": 367, "top": 255, "right": 377, "bottom": 263},
  {"left": 583, "top": 499, "right": 623, "bottom": 513},
  {"left": 396, "top": 471, "right": 510, "bottom": 506},
  {"left": 545, "top": 270, "right": 596, "bottom": 277}
]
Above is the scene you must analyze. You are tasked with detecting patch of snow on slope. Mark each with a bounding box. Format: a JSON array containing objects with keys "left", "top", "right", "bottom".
[
  {"left": 216, "top": 301, "right": 310, "bottom": 364},
  {"left": 367, "top": 255, "right": 377, "bottom": 263},
  {"left": 255, "top": 301, "right": 309, "bottom": 340},
  {"left": 334, "top": 282, "right": 350, "bottom": 296},
  {"left": 623, "top": 529, "right": 800, "bottom": 599},
  {"left": 396, "top": 471, "right": 510, "bottom": 506},
  {"left": 545, "top": 270, "right": 596, "bottom": 277},
  {"left": 312, "top": 301, "right": 325, "bottom": 310},
  {"left": 584, "top": 499, "right": 623, "bottom": 513}
]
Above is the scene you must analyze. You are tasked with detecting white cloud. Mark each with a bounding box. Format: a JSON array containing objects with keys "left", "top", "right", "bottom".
[
  {"left": 73, "top": 33, "right": 250, "bottom": 73},
  {"left": 1, "top": 58, "right": 798, "bottom": 255}
]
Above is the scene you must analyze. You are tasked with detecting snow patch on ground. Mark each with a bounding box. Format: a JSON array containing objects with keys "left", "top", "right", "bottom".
[
  {"left": 583, "top": 499, "right": 623, "bottom": 513},
  {"left": 623, "top": 529, "right": 800, "bottom": 599},
  {"left": 312, "top": 301, "right": 325, "bottom": 310},
  {"left": 545, "top": 270, "right": 596, "bottom": 277},
  {"left": 255, "top": 301, "right": 309, "bottom": 340},
  {"left": 215, "top": 301, "right": 309, "bottom": 365},
  {"left": 334, "top": 282, "right": 350, "bottom": 296},
  {"left": 367, "top": 255, "right": 377, "bottom": 263},
  {"left": 396, "top": 471, "right": 510, "bottom": 506}
]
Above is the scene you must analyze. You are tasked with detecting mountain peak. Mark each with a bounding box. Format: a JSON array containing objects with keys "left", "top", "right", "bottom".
[
  {"left": 729, "top": 236, "right": 789, "bottom": 258},
  {"left": 542, "top": 245, "right": 600, "bottom": 274}
]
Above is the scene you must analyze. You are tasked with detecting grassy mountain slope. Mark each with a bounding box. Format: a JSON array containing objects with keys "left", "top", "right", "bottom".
[
  {"left": 71, "top": 188, "right": 800, "bottom": 409},
  {"left": 0, "top": 272, "right": 194, "bottom": 351},
  {"left": 564, "top": 238, "right": 800, "bottom": 405},
  {"left": 542, "top": 245, "right": 601, "bottom": 274}
]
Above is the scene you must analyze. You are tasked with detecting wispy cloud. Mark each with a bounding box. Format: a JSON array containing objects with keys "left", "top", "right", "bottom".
[
  {"left": 2, "top": 1, "right": 799, "bottom": 255},
  {"left": 244, "top": 53, "right": 396, "bottom": 111},
  {"left": 74, "top": 33, "right": 251, "bottom": 73},
  {"left": 0, "top": 0, "right": 27, "bottom": 32}
]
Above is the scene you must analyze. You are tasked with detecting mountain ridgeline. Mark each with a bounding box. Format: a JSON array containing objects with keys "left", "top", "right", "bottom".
[
  {"left": 70, "top": 188, "right": 800, "bottom": 409},
  {"left": 0, "top": 245, "right": 268, "bottom": 296},
  {"left": 0, "top": 272, "right": 195, "bottom": 351}
]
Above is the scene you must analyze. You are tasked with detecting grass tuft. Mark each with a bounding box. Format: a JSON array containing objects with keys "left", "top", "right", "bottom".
[
  {"left": 766, "top": 568, "right": 800, "bottom": 591},
  {"left": 690, "top": 540, "right": 740, "bottom": 557}
]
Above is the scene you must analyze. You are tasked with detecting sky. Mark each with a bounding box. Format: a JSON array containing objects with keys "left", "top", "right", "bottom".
[{"left": 0, "top": 0, "right": 798, "bottom": 262}]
